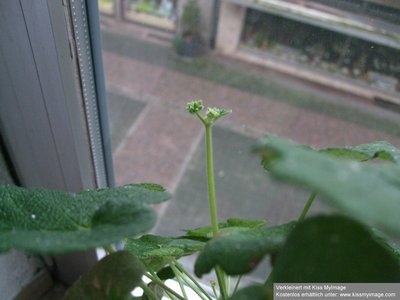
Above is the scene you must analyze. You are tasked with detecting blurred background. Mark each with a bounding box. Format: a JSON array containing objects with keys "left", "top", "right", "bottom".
[{"left": 98, "top": 0, "right": 400, "bottom": 281}]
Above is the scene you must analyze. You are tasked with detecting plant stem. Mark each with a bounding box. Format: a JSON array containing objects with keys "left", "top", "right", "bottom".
[
  {"left": 210, "top": 281, "right": 218, "bottom": 300},
  {"left": 172, "top": 263, "right": 210, "bottom": 300},
  {"left": 298, "top": 191, "right": 317, "bottom": 222},
  {"left": 232, "top": 275, "right": 242, "bottom": 295},
  {"left": 215, "top": 267, "right": 228, "bottom": 299},
  {"left": 144, "top": 273, "right": 186, "bottom": 300},
  {"left": 140, "top": 282, "right": 160, "bottom": 300},
  {"left": 205, "top": 124, "right": 228, "bottom": 299},
  {"left": 174, "top": 261, "right": 213, "bottom": 300},
  {"left": 205, "top": 124, "right": 219, "bottom": 237},
  {"left": 170, "top": 264, "right": 189, "bottom": 300}
]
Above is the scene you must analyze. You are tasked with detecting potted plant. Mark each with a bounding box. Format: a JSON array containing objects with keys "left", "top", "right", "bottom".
[
  {"left": 2, "top": 101, "right": 400, "bottom": 299},
  {"left": 173, "top": 0, "right": 204, "bottom": 57}
]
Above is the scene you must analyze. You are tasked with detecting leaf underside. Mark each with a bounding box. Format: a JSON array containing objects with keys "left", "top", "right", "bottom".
[
  {"left": 0, "top": 184, "right": 170, "bottom": 254},
  {"left": 255, "top": 136, "right": 400, "bottom": 236},
  {"left": 185, "top": 218, "right": 267, "bottom": 239},
  {"left": 195, "top": 222, "right": 295, "bottom": 277},
  {"left": 125, "top": 234, "right": 204, "bottom": 271},
  {"left": 321, "top": 140, "right": 400, "bottom": 164}
]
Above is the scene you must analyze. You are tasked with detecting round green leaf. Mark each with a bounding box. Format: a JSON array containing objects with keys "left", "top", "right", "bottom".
[
  {"left": 185, "top": 218, "right": 267, "bottom": 239},
  {"left": 0, "top": 184, "right": 170, "bottom": 253},
  {"left": 125, "top": 234, "right": 204, "bottom": 271},
  {"left": 255, "top": 136, "right": 400, "bottom": 236},
  {"left": 195, "top": 222, "right": 295, "bottom": 277},
  {"left": 271, "top": 215, "right": 400, "bottom": 283}
]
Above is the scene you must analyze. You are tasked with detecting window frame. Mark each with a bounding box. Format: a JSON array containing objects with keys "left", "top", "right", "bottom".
[{"left": 0, "top": 0, "right": 113, "bottom": 285}]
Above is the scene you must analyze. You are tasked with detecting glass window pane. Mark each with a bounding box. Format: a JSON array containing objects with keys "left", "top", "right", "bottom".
[
  {"left": 125, "top": 0, "right": 177, "bottom": 30},
  {"left": 100, "top": 0, "right": 400, "bottom": 282}
]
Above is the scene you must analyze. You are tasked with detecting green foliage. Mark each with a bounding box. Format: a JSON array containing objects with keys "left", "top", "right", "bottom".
[
  {"left": 270, "top": 215, "right": 400, "bottom": 283},
  {"left": 185, "top": 218, "right": 267, "bottom": 239},
  {"left": 5, "top": 101, "right": 400, "bottom": 300},
  {"left": 156, "top": 266, "right": 176, "bottom": 281},
  {"left": 255, "top": 136, "right": 400, "bottom": 236},
  {"left": 230, "top": 285, "right": 268, "bottom": 300},
  {"left": 180, "top": 0, "right": 201, "bottom": 37},
  {"left": 64, "top": 251, "right": 144, "bottom": 300},
  {"left": 320, "top": 140, "right": 400, "bottom": 164},
  {"left": 172, "top": 35, "right": 185, "bottom": 56},
  {"left": 132, "top": 1, "right": 157, "bottom": 14},
  {"left": 125, "top": 235, "right": 204, "bottom": 271},
  {"left": 195, "top": 222, "right": 295, "bottom": 277},
  {"left": 0, "top": 184, "right": 170, "bottom": 253}
]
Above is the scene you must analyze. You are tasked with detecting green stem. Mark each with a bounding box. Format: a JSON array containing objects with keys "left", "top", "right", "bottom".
[
  {"left": 174, "top": 261, "right": 213, "bottom": 300},
  {"left": 144, "top": 273, "right": 185, "bottom": 300},
  {"left": 232, "top": 275, "right": 242, "bottom": 295},
  {"left": 205, "top": 124, "right": 228, "bottom": 300},
  {"left": 298, "top": 191, "right": 317, "bottom": 222},
  {"left": 210, "top": 281, "right": 218, "bottom": 300},
  {"left": 205, "top": 124, "right": 219, "bottom": 237},
  {"left": 172, "top": 263, "right": 209, "bottom": 300},
  {"left": 170, "top": 264, "right": 189, "bottom": 300},
  {"left": 195, "top": 112, "right": 207, "bottom": 126},
  {"left": 140, "top": 282, "right": 160, "bottom": 300},
  {"left": 216, "top": 267, "right": 228, "bottom": 299}
]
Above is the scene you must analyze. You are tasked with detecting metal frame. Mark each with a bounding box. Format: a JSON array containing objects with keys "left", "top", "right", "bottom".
[
  {"left": 69, "top": 0, "right": 109, "bottom": 188},
  {"left": 0, "top": 0, "right": 114, "bottom": 287}
]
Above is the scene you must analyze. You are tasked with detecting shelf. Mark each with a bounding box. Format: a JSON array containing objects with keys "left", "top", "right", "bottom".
[
  {"left": 223, "top": 0, "right": 400, "bottom": 50},
  {"left": 235, "top": 46, "right": 400, "bottom": 105}
]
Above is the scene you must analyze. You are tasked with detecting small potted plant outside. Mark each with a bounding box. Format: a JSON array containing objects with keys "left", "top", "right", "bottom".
[{"left": 173, "top": 0, "right": 204, "bottom": 57}]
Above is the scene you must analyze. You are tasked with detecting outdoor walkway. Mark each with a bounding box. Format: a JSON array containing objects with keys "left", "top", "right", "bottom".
[{"left": 101, "top": 16, "right": 400, "bottom": 240}]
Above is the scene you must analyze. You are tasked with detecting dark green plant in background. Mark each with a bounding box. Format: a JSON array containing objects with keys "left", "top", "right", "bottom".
[
  {"left": 1, "top": 100, "right": 400, "bottom": 300},
  {"left": 131, "top": 1, "right": 157, "bottom": 14},
  {"left": 180, "top": 0, "right": 201, "bottom": 37},
  {"left": 173, "top": 0, "right": 204, "bottom": 57}
]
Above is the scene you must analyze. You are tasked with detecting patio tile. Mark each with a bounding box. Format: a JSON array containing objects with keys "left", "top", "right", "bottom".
[
  {"left": 113, "top": 103, "right": 203, "bottom": 191},
  {"left": 103, "top": 51, "right": 164, "bottom": 97},
  {"left": 107, "top": 91, "right": 146, "bottom": 151},
  {"left": 153, "top": 70, "right": 226, "bottom": 107}
]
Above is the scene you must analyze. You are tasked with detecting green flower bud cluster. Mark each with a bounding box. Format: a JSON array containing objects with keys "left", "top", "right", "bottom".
[
  {"left": 186, "top": 100, "right": 232, "bottom": 126},
  {"left": 186, "top": 100, "right": 204, "bottom": 114},
  {"left": 205, "top": 107, "right": 231, "bottom": 124}
]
